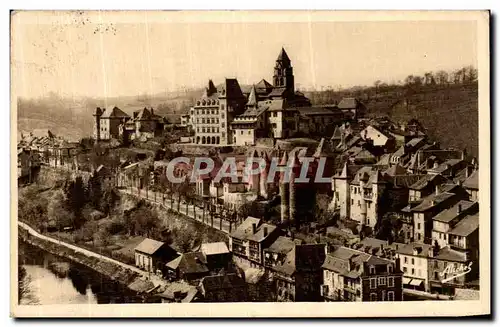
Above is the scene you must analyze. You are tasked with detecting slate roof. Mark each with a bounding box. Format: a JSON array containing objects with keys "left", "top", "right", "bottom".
[
  {"left": 435, "top": 246, "right": 468, "bottom": 262},
  {"left": 247, "top": 85, "right": 258, "bottom": 106},
  {"left": 391, "top": 174, "right": 426, "bottom": 188},
  {"left": 409, "top": 174, "right": 446, "bottom": 190},
  {"left": 134, "top": 107, "right": 162, "bottom": 121},
  {"left": 395, "top": 242, "right": 433, "bottom": 258},
  {"left": 277, "top": 47, "right": 291, "bottom": 62},
  {"left": 410, "top": 192, "right": 457, "bottom": 212},
  {"left": 200, "top": 242, "right": 230, "bottom": 256},
  {"left": 217, "top": 78, "right": 245, "bottom": 99},
  {"left": 432, "top": 200, "right": 477, "bottom": 223},
  {"left": 240, "top": 103, "right": 269, "bottom": 117},
  {"left": 296, "top": 106, "right": 341, "bottom": 116},
  {"left": 159, "top": 282, "right": 198, "bottom": 303},
  {"left": 231, "top": 217, "right": 276, "bottom": 243},
  {"left": 268, "top": 87, "right": 287, "bottom": 98},
  {"left": 135, "top": 238, "right": 165, "bottom": 255},
  {"left": 449, "top": 213, "right": 479, "bottom": 237},
  {"left": 101, "top": 106, "right": 130, "bottom": 119},
  {"left": 406, "top": 137, "right": 426, "bottom": 148},
  {"left": 463, "top": 170, "right": 479, "bottom": 190},
  {"left": 167, "top": 252, "right": 209, "bottom": 275},
  {"left": 322, "top": 246, "right": 393, "bottom": 278},
  {"left": 255, "top": 79, "right": 273, "bottom": 92},
  {"left": 384, "top": 164, "right": 407, "bottom": 177},
  {"left": 200, "top": 273, "right": 246, "bottom": 291},
  {"left": 266, "top": 236, "right": 302, "bottom": 254}
]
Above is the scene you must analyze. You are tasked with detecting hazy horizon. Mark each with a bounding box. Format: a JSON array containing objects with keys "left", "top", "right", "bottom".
[{"left": 12, "top": 11, "right": 478, "bottom": 100}]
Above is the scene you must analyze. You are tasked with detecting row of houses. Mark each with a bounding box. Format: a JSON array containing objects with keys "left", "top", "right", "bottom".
[{"left": 328, "top": 117, "right": 480, "bottom": 297}]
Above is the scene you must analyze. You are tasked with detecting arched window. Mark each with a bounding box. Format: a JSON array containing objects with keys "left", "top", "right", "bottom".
[
  {"left": 202, "top": 136, "right": 206, "bottom": 144},
  {"left": 212, "top": 136, "right": 216, "bottom": 144},
  {"left": 197, "top": 101, "right": 200, "bottom": 106},
  {"left": 196, "top": 136, "right": 200, "bottom": 144}
]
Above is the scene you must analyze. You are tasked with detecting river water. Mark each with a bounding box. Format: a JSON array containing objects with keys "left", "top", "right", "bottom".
[{"left": 18, "top": 240, "right": 143, "bottom": 305}]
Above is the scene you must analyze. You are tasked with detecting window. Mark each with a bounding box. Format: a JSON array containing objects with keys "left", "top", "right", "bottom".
[
  {"left": 417, "top": 234, "right": 421, "bottom": 240},
  {"left": 370, "top": 266, "right": 376, "bottom": 274},
  {"left": 378, "top": 277, "right": 386, "bottom": 286},
  {"left": 387, "top": 291, "right": 395, "bottom": 301},
  {"left": 358, "top": 200, "right": 360, "bottom": 206},
  {"left": 434, "top": 272, "right": 439, "bottom": 280},
  {"left": 248, "top": 131, "right": 251, "bottom": 135},
  {"left": 388, "top": 277, "right": 394, "bottom": 287},
  {"left": 404, "top": 257, "right": 408, "bottom": 263},
  {"left": 388, "top": 265, "right": 393, "bottom": 273},
  {"left": 354, "top": 188, "right": 357, "bottom": 194},
  {"left": 222, "top": 123, "right": 225, "bottom": 128},
  {"left": 403, "top": 267, "right": 407, "bottom": 273},
  {"left": 221, "top": 104, "right": 225, "bottom": 110},
  {"left": 411, "top": 268, "right": 415, "bottom": 275},
  {"left": 411, "top": 258, "right": 415, "bottom": 265},
  {"left": 417, "top": 223, "right": 421, "bottom": 229},
  {"left": 273, "top": 112, "right": 277, "bottom": 117},
  {"left": 351, "top": 199, "right": 354, "bottom": 205},
  {"left": 370, "top": 278, "right": 377, "bottom": 289},
  {"left": 370, "top": 293, "right": 377, "bottom": 301}
]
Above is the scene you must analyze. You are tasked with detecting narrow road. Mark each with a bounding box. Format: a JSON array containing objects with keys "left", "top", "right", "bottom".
[
  {"left": 119, "top": 187, "right": 233, "bottom": 235},
  {"left": 18, "top": 221, "right": 166, "bottom": 287}
]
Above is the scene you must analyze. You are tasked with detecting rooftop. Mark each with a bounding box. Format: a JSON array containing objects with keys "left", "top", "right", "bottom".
[
  {"left": 134, "top": 238, "right": 164, "bottom": 255},
  {"left": 449, "top": 213, "right": 479, "bottom": 237},
  {"left": 463, "top": 170, "right": 479, "bottom": 190},
  {"left": 200, "top": 242, "right": 230, "bottom": 256},
  {"left": 200, "top": 273, "right": 246, "bottom": 291},
  {"left": 410, "top": 191, "right": 457, "bottom": 212},
  {"left": 432, "top": 200, "right": 477, "bottom": 223}
]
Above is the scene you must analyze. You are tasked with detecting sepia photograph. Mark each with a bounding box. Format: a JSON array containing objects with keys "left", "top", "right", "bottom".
[{"left": 10, "top": 10, "right": 490, "bottom": 317}]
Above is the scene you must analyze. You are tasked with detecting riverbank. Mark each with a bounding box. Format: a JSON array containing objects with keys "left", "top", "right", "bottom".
[{"left": 18, "top": 222, "right": 162, "bottom": 295}]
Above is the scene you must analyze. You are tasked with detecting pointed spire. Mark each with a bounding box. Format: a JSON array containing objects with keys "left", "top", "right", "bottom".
[
  {"left": 207, "top": 79, "right": 217, "bottom": 96},
  {"left": 247, "top": 85, "right": 258, "bottom": 106},
  {"left": 313, "top": 138, "right": 325, "bottom": 158},
  {"left": 277, "top": 47, "right": 290, "bottom": 62}
]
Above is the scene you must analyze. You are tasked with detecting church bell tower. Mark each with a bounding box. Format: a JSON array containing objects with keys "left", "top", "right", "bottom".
[{"left": 273, "top": 47, "right": 295, "bottom": 96}]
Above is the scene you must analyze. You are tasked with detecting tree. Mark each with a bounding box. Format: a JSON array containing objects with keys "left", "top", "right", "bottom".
[
  {"left": 64, "top": 176, "right": 87, "bottom": 226},
  {"left": 48, "top": 190, "right": 75, "bottom": 231},
  {"left": 435, "top": 70, "right": 449, "bottom": 86},
  {"left": 123, "top": 200, "right": 162, "bottom": 238}
]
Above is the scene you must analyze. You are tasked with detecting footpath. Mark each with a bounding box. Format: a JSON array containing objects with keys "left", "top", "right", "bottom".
[{"left": 18, "top": 221, "right": 166, "bottom": 288}]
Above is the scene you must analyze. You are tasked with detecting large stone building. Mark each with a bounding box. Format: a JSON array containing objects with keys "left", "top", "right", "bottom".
[{"left": 192, "top": 48, "right": 311, "bottom": 146}]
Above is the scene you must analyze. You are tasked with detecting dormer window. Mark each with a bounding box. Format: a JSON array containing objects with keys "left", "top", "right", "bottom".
[
  {"left": 388, "top": 265, "right": 394, "bottom": 273},
  {"left": 369, "top": 266, "right": 375, "bottom": 274}
]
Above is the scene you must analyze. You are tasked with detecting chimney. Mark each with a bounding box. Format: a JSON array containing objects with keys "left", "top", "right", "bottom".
[
  {"left": 263, "top": 226, "right": 268, "bottom": 238},
  {"left": 252, "top": 223, "right": 257, "bottom": 234},
  {"left": 435, "top": 185, "right": 440, "bottom": 195},
  {"left": 457, "top": 203, "right": 462, "bottom": 214}
]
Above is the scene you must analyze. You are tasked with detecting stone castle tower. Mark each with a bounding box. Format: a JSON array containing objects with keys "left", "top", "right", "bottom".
[
  {"left": 93, "top": 107, "right": 103, "bottom": 141},
  {"left": 279, "top": 151, "right": 290, "bottom": 224}
]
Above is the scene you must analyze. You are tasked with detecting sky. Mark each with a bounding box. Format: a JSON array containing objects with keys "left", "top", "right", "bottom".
[{"left": 12, "top": 11, "right": 478, "bottom": 99}]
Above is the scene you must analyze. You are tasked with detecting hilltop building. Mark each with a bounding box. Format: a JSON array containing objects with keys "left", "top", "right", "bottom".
[{"left": 192, "top": 48, "right": 312, "bottom": 146}]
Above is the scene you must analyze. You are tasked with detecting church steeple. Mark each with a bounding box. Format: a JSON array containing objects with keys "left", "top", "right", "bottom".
[
  {"left": 247, "top": 85, "right": 258, "bottom": 107},
  {"left": 273, "top": 47, "right": 294, "bottom": 96}
]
